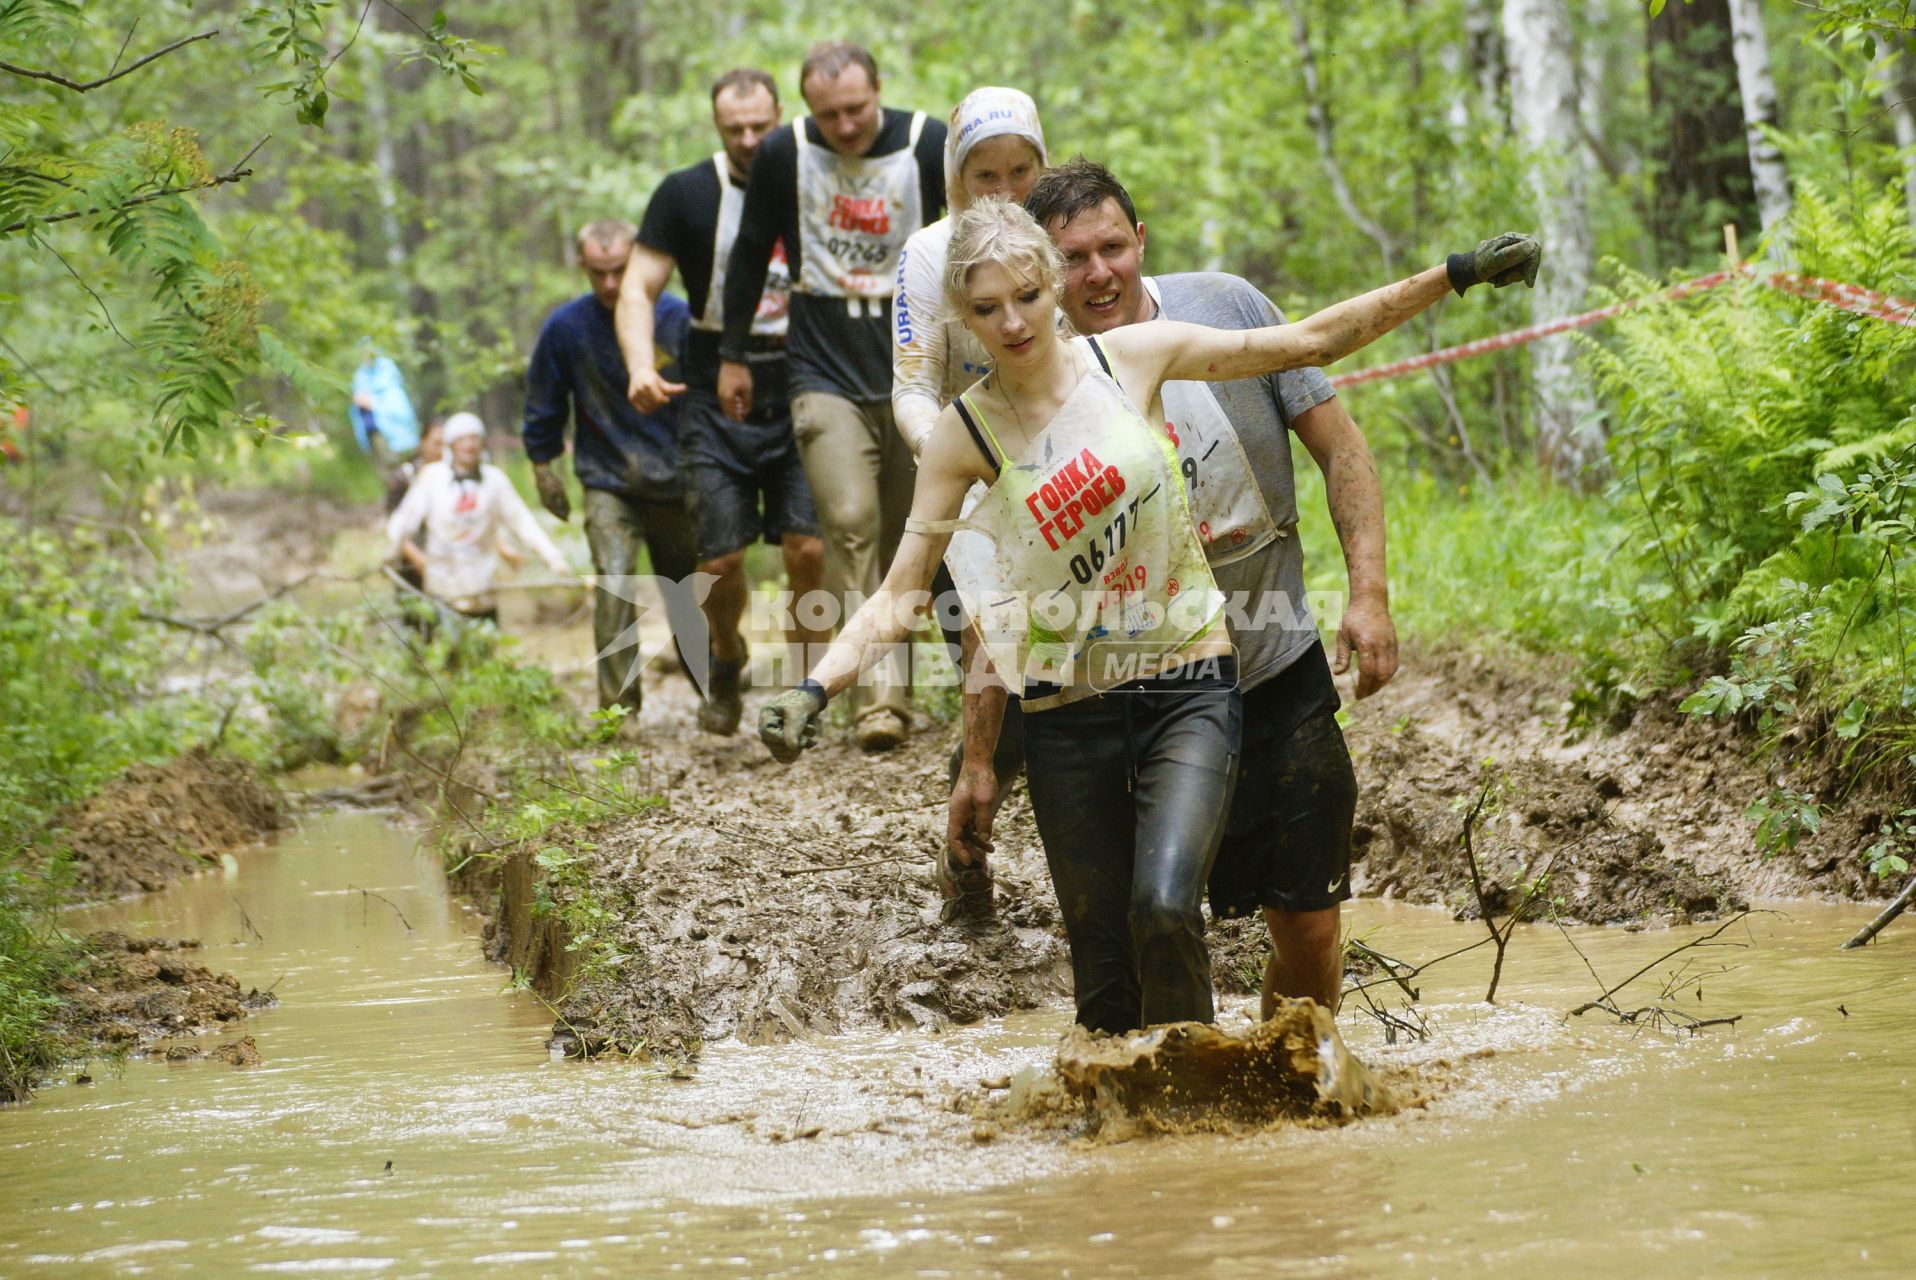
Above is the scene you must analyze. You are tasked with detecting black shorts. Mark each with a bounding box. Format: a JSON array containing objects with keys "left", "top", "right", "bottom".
[
  {"left": 678, "top": 391, "right": 819, "bottom": 562},
  {"left": 1208, "top": 640, "right": 1357, "bottom": 917}
]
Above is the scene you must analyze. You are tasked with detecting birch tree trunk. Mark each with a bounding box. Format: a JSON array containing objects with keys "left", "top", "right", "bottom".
[
  {"left": 359, "top": 16, "right": 407, "bottom": 272},
  {"left": 1727, "top": 0, "right": 1791, "bottom": 236},
  {"left": 1504, "top": 0, "right": 1601, "bottom": 484},
  {"left": 1875, "top": 46, "right": 1916, "bottom": 231}
]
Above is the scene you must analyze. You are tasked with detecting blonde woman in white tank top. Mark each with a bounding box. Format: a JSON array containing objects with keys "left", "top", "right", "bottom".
[{"left": 763, "top": 200, "right": 1540, "bottom": 1033}]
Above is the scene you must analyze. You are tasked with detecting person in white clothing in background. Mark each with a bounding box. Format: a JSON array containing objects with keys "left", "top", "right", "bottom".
[
  {"left": 387, "top": 412, "right": 572, "bottom": 623},
  {"left": 891, "top": 86, "right": 1047, "bottom": 913}
]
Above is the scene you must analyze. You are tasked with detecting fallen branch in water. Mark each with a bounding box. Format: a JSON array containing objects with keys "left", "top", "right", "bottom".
[
  {"left": 349, "top": 883, "right": 414, "bottom": 933},
  {"left": 1562, "top": 909, "right": 1765, "bottom": 1034},
  {"left": 232, "top": 895, "right": 264, "bottom": 943},
  {"left": 1840, "top": 876, "right": 1916, "bottom": 950},
  {"left": 1457, "top": 774, "right": 1554, "bottom": 1004},
  {"left": 1350, "top": 981, "right": 1430, "bottom": 1045}
]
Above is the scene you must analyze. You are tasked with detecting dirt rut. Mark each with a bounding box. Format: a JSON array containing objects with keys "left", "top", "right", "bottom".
[{"left": 55, "top": 752, "right": 285, "bottom": 899}]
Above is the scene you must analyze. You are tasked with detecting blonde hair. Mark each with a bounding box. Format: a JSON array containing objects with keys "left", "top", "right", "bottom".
[{"left": 942, "top": 198, "right": 1063, "bottom": 314}]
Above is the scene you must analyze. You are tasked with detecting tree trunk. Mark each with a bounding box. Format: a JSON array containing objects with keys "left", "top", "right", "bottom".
[
  {"left": 1505, "top": 0, "right": 1602, "bottom": 484},
  {"left": 1465, "top": 0, "right": 1510, "bottom": 131},
  {"left": 1281, "top": 0, "right": 1397, "bottom": 275},
  {"left": 1647, "top": 0, "right": 1757, "bottom": 260},
  {"left": 1875, "top": 45, "right": 1916, "bottom": 231},
  {"left": 574, "top": 0, "right": 642, "bottom": 144},
  {"left": 1727, "top": 0, "right": 1791, "bottom": 236},
  {"left": 359, "top": 12, "right": 407, "bottom": 272}
]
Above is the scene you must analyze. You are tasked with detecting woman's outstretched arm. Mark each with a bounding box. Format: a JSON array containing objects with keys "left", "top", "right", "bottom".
[
  {"left": 759, "top": 411, "right": 984, "bottom": 761},
  {"left": 1112, "top": 233, "right": 1541, "bottom": 387}
]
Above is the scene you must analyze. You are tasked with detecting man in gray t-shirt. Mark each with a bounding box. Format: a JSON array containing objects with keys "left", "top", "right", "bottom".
[{"left": 950, "top": 160, "right": 1397, "bottom": 1019}]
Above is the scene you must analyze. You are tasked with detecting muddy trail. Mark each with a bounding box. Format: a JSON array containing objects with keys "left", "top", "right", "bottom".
[{"left": 451, "top": 635, "right": 1874, "bottom": 1063}]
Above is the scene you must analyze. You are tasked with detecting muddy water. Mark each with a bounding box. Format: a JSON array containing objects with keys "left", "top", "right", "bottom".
[{"left": 2, "top": 810, "right": 1911, "bottom": 1277}]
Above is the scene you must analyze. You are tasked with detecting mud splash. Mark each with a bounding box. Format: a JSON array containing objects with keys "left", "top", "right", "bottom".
[
  {"left": 54, "top": 752, "right": 284, "bottom": 898},
  {"left": 1053, "top": 1000, "right": 1397, "bottom": 1135}
]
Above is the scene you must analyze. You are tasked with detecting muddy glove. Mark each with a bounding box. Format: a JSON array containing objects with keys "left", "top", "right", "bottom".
[
  {"left": 532, "top": 463, "right": 571, "bottom": 522},
  {"left": 758, "top": 681, "right": 827, "bottom": 764},
  {"left": 1447, "top": 233, "right": 1542, "bottom": 295}
]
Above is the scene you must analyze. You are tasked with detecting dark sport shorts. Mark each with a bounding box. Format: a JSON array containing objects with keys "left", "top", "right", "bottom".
[
  {"left": 678, "top": 390, "right": 819, "bottom": 562},
  {"left": 1207, "top": 640, "right": 1358, "bottom": 917}
]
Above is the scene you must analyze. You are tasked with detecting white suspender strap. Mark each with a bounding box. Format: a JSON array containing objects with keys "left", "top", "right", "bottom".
[{"left": 907, "top": 111, "right": 926, "bottom": 145}]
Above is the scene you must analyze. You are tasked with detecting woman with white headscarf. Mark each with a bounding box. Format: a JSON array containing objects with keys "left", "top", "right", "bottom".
[
  {"left": 386, "top": 412, "right": 572, "bottom": 621},
  {"left": 892, "top": 87, "right": 1048, "bottom": 456}
]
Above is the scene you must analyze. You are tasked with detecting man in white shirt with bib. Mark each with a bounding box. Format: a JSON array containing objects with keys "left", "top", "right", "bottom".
[{"left": 717, "top": 41, "right": 947, "bottom": 752}]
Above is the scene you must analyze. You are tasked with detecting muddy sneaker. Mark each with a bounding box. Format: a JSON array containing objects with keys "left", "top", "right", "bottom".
[
  {"left": 697, "top": 638, "right": 747, "bottom": 736},
  {"left": 935, "top": 848, "right": 995, "bottom": 919},
  {"left": 853, "top": 709, "right": 909, "bottom": 754}
]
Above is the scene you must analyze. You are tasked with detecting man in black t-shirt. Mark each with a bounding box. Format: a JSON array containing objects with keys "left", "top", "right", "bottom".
[
  {"left": 717, "top": 41, "right": 947, "bottom": 753},
  {"left": 619, "top": 68, "right": 824, "bottom": 737}
]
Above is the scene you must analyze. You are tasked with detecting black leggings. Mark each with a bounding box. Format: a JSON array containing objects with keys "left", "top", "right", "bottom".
[{"left": 1022, "top": 660, "right": 1242, "bottom": 1034}]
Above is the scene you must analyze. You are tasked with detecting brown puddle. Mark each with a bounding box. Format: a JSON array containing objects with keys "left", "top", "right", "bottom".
[{"left": 0, "top": 807, "right": 1911, "bottom": 1277}]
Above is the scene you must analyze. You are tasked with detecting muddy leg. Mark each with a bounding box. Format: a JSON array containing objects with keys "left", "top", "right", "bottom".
[
  {"left": 1025, "top": 709, "right": 1142, "bottom": 1035},
  {"left": 702, "top": 550, "right": 748, "bottom": 664},
  {"left": 781, "top": 532, "right": 827, "bottom": 654},
  {"left": 1128, "top": 680, "right": 1243, "bottom": 1029},
  {"left": 1261, "top": 904, "right": 1342, "bottom": 1016}
]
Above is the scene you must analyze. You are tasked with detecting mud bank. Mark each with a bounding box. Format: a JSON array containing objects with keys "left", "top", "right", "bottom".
[
  {"left": 454, "top": 681, "right": 1071, "bottom": 1061},
  {"left": 54, "top": 752, "right": 285, "bottom": 899},
  {"left": 44, "top": 932, "right": 275, "bottom": 1070},
  {"left": 1344, "top": 650, "right": 1888, "bottom": 908}
]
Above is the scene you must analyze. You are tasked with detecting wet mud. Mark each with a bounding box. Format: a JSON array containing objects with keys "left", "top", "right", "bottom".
[
  {"left": 1348, "top": 650, "right": 1890, "bottom": 903},
  {"left": 473, "top": 805, "right": 1072, "bottom": 1061},
  {"left": 52, "top": 751, "right": 285, "bottom": 899},
  {"left": 1053, "top": 1000, "right": 1397, "bottom": 1135},
  {"left": 46, "top": 931, "right": 275, "bottom": 1068}
]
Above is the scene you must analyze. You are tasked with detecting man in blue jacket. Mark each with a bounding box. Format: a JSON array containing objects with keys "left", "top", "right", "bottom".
[{"left": 524, "top": 218, "right": 698, "bottom": 720}]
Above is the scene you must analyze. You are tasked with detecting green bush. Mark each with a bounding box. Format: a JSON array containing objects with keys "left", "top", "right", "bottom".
[{"left": 1585, "top": 183, "right": 1916, "bottom": 804}]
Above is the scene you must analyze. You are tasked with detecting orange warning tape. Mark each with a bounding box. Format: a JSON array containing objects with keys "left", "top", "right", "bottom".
[{"left": 1328, "top": 267, "right": 1916, "bottom": 390}]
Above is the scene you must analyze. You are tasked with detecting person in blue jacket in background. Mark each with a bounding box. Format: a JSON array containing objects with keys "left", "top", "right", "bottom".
[
  {"left": 351, "top": 342, "right": 422, "bottom": 508},
  {"left": 523, "top": 218, "right": 700, "bottom": 723}
]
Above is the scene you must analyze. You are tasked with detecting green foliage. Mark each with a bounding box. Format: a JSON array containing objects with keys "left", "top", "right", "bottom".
[
  {"left": 0, "top": 516, "right": 204, "bottom": 1100},
  {"left": 1579, "top": 184, "right": 1916, "bottom": 805},
  {"left": 461, "top": 705, "right": 667, "bottom": 995},
  {"left": 1747, "top": 786, "right": 1824, "bottom": 857},
  {"left": 1861, "top": 808, "right": 1916, "bottom": 878},
  {"left": 0, "top": 0, "right": 487, "bottom": 455},
  {"left": 0, "top": 853, "right": 81, "bottom": 1102},
  {"left": 0, "top": 519, "right": 203, "bottom": 847}
]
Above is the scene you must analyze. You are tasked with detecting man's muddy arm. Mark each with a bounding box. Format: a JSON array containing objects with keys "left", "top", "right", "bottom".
[
  {"left": 616, "top": 245, "right": 683, "bottom": 412},
  {"left": 1294, "top": 397, "right": 1397, "bottom": 697},
  {"left": 949, "top": 644, "right": 1008, "bottom": 863}
]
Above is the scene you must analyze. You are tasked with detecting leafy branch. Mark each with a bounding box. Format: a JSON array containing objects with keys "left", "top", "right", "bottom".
[
  {"left": 0, "top": 136, "right": 268, "bottom": 238},
  {"left": 0, "top": 28, "right": 217, "bottom": 92}
]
